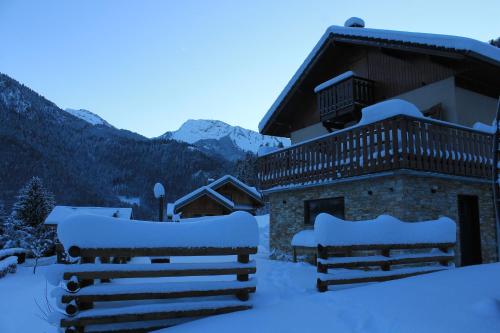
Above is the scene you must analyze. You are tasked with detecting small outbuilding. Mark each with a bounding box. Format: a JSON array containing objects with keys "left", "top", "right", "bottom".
[
  {"left": 44, "top": 206, "right": 133, "bottom": 226},
  {"left": 170, "top": 175, "right": 264, "bottom": 219}
]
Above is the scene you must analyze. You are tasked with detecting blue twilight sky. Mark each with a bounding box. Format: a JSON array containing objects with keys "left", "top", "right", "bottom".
[{"left": 1, "top": 0, "right": 499, "bottom": 137}]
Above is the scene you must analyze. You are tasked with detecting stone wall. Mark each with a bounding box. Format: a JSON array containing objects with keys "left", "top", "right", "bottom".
[{"left": 267, "top": 172, "right": 498, "bottom": 265}]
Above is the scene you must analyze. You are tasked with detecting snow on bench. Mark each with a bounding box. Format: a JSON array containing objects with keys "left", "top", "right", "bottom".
[
  {"left": 314, "top": 213, "right": 456, "bottom": 292},
  {"left": 0, "top": 256, "right": 18, "bottom": 278},
  {"left": 49, "top": 211, "right": 259, "bottom": 333}
]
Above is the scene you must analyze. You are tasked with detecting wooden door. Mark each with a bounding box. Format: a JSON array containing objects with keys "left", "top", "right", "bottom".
[{"left": 457, "top": 195, "right": 482, "bottom": 266}]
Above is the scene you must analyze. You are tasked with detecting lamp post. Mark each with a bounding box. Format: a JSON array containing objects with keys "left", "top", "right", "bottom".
[{"left": 153, "top": 183, "right": 165, "bottom": 222}]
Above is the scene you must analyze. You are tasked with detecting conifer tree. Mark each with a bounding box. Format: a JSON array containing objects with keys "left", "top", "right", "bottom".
[{"left": 3, "top": 177, "right": 56, "bottom": 270}]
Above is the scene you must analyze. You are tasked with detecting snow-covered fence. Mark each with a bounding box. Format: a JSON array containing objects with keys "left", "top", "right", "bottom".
[
  {"left": 314, "top": 214, "right": 456, "bottom": 292},
  {"left": 47, "top": 211, "right": 259, "bottom": 333},
  {"left": 0, "top": 248, "right": 27, "bottom": 264},
  {"left": 0, "top": 248, "right": 26, "bottom": 278},
  {"left": 291, "top": 230, "right": 316, "bottom": 262},
  {"left": 0, "top": 256, "right": 18, "bottom": 278}
]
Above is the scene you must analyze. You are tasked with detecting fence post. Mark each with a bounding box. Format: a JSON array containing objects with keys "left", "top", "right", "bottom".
[{"left": 236, "top": 254, "right": 250, "bottom": 301}]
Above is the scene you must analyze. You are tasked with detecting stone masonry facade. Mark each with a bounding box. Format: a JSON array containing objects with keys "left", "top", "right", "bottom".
[{"left": 267, "top": 171, "right": 498, "bottom": 265}]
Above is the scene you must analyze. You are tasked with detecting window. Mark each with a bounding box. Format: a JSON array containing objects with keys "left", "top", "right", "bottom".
[{"left": 304, "top": 197, "right": 345, "bottom": 226}]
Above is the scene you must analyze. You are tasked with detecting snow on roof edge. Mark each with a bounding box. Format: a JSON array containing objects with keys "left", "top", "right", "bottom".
[
  {"left": 173, "top": 186, "right": 235, "bottom": 212},
  {"left": 258, "top": 24, "right": 500, "bottom": 133},
  {"left": 208, "top": 175, "right": 262, "bottom": 200}
]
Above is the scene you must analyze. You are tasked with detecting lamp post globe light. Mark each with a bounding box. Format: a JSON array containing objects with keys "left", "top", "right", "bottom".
[{"left": 153, "top": 183, "right": 165, "bottom": 221}]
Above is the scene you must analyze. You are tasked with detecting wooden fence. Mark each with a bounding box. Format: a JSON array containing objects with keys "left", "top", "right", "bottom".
[
  {"left": 51, "top": 245, "right": 257, "bottom": 333},
  {"left": 258, "top": 115, "right": 493, "bottom": 189},
  {"left": 316, "top": 242, "right": 455, "bottom": 292}
]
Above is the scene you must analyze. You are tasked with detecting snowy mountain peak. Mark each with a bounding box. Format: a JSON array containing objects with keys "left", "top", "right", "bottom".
[
  {"left": 65, "top": 108, "right": 113, "bottom": 127},
  {"left": 160, "top": 119, "right": 290, "bottom": 154}
]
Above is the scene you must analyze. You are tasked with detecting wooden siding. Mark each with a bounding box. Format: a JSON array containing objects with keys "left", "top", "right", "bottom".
[
  {"left": 365, "top": 49, "right": 456, "bottom": 100},
  {"left": 214, "top": 183, "right": 260, "bottom": 207},
  {"left": 179, "top": 195, "right": 231, "bottom": 218}
]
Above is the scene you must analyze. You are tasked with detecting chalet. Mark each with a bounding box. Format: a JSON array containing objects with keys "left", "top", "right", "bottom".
[
  {"left": 170, "top": 175, "right": 264, "bottom": 219},
  {"left": 257, "top": 18, "right": 500, "bottom": 265}
]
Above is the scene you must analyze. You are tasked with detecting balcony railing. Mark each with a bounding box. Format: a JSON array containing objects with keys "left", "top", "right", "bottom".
[
  {"left": 258, "top": 115, "right": 493, "bottom": 190},
  {"left": 317, "top": 76, "right": 375, "bottom": 123}
]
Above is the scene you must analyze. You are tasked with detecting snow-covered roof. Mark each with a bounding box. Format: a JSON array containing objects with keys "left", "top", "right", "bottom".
[
  {"left": 44, "top": 206, "right": 133, "bottom": 225},
  {"left": 173, "top": 186, "right": 235, "bottom": 212},
  {"left": 259, "top": 24, "right": 500, "bottom": 133},
  {"left": 166, "top": 203, "right": 175, "bottom": 216},
  {"left": 208, "top": 175, "right": 262, "bottom": 200},
  {"left": 172, "top": 175, "right": 263, "bottom": 214}
]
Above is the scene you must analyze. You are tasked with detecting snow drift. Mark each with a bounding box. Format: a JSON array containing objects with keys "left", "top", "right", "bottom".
[
  {"left": 357, "top": 99, "right": 424, "bottom": 126},
  {"left": 314, "top": 213, "right": 456, "bottom": 246},
  {"left": 57, "top": 211, "right": 259, "bottom": 250},
  {"left": 161, "top": 263, "right": 500, "bottom": 333}
]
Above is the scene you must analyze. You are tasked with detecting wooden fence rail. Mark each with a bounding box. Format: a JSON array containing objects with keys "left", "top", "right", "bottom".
[
  {"left": 316, "top": 242, "right": 455, "bottom": 292},
  {"left": 258, "top": 115, "right": 493, "bottom": 189}
]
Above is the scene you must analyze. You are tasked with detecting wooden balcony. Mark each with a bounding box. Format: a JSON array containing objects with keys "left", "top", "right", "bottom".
[
  {"left": 317, "top": 75, "right": 375, "bottom": 127},
  {"left": 258, "top": 115, "right": 493, "bottom": 190}
]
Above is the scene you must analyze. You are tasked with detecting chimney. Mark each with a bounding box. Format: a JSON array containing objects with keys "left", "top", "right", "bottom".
[{"left": 344, "top": 17, "right": 365, "bottom": 28}]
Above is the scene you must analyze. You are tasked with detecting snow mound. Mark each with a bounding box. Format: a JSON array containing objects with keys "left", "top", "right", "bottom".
[
  {"left": 473, "top": 121, "right": 496, "bottom": 134},
  {"left": 57, "top": 211, "right": 259, "bottom": 250},
  {"left": 314, "top": 213, "right": 456, "bottom": 246},
  {"left": 291, "top": 230, "right": 315, "bottom": 247},
  {"left": 471, "top": 298, "right": 500, "bottom": 318},
  {"left": 358, "top": 99, "right": 423, "bottom": 126}
]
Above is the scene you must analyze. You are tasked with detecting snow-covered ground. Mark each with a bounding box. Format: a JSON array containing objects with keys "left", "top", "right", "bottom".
[
  {"left": 0, "top": 257, "right": 57, "bottom": 333},
  {"left": 1, "top": 215, "right": 499, "bottom": 333},
  {"left": 164, "top": 263, "right": 500, "bottom": 333}
]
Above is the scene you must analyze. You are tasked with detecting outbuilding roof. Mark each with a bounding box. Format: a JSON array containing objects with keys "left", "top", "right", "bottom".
[
  {"left": 44, "top": 206, "right": 133, "bottom": 225},
  {"left": 172, "top": 175, "right": 263, "bottom": 213}
]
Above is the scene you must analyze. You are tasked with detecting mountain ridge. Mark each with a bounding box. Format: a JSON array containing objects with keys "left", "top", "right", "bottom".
[
  {"left": 65, "top": 108, "right": 113, "bottom": 127},
  {"left": 0, "top": 72, "right": 232, "bottom": 219},
  {"left": 160, "top": 119, "right": 290, "bottom": 156}
]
